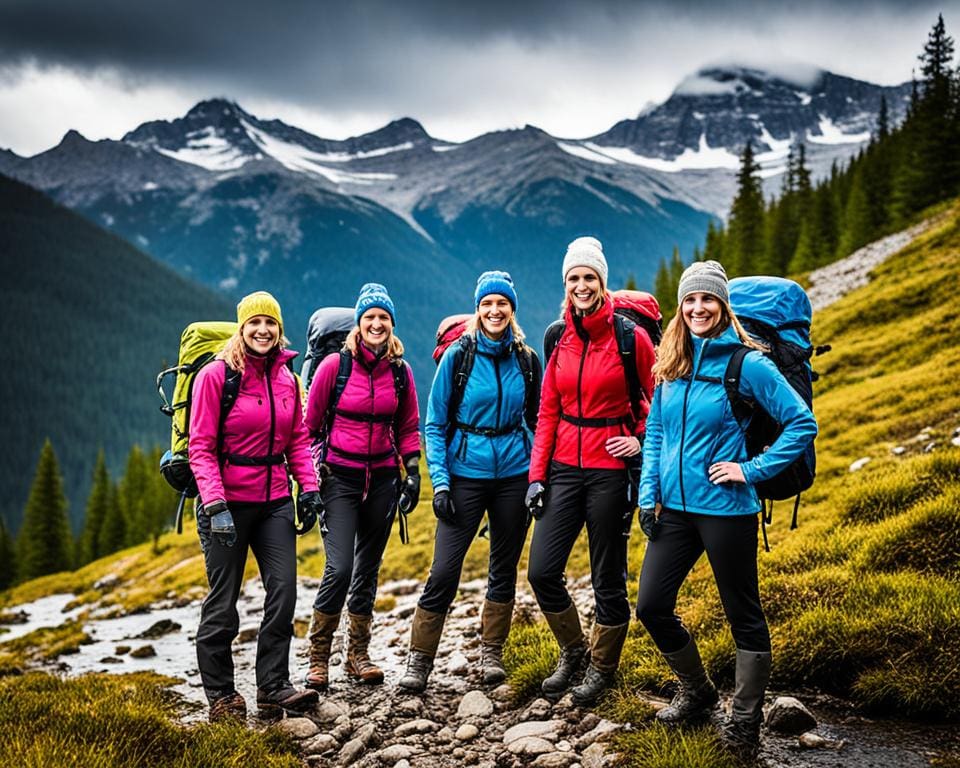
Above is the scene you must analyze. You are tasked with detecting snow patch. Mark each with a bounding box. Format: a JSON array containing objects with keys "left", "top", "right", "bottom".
[
  {"left": 794, "top": 91, "right": 813, "bottom": 106},
  {"left": 807, "top": 115, "right": 870, "bottom": 145},
  {"left": 556, "top": 142, "right": 617, "bottom": 165},
  {"left": 582, "top": 134, "right": 740, "bottom": 173},
  {"left": 432, "top": 144, "right": 460, "bottom": 153},
  {"left": 142, "top": 182, "right": 158, "bottom": 191},
  {"left": 155, "top": 126, "right": 249, "bottom": 171},
  {"left": 302, "top": 142, "right": 414, "bottom": 163}
]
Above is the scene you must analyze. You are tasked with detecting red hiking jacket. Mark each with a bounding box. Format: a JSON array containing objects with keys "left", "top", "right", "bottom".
[{"left": 529, "top": 296, "right": 655, "bottom": 482}]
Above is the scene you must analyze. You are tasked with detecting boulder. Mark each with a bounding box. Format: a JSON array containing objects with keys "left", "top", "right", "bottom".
[
  {"left": 378, "top": 744, "right": 420, "bottom": 762},
  {"left": 457, "top": 690, "right": 494, "bottom": 718},
  {"left": 766, "top": 696, "right": 818, "bottom": 735},
  {"left": 277, "top": 717, "right": 320, "bottom": 739},
  {"left": 503, "top": 720, "right": 563, "bottom": 745},
  {"left": 137, "top": 618, "right": 181, "bottom": 639},
  {"left": 507, "top": 736, "right": 555, "bottom": 756},
  {"left": 456, "top": 724, "right": 480, "bottom": 741}
]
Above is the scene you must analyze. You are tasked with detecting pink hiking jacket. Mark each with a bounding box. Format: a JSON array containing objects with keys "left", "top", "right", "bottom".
[
  {"left": 189, "top": 349, "right": 319, "bottom": 504},
  {"left": 305, "top": 343, "right": 420, "bottom": 471}
]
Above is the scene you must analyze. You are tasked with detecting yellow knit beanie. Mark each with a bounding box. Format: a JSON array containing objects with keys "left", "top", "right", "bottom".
[{"left": 237, "top": 291, "right": 283, "bottom": 334}]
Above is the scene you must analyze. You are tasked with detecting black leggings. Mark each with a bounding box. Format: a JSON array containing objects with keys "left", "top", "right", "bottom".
[
  {"left": 312, "top": 466, "right": 399, "bottom": 616},
  {"left": 636, "top": 508, "right": 770, "bottom": 654},
  {"left": 418, "top": 474, "right": 529, "bottom": 614},
  {"left": 527, "top": 462, "right": 630, "bottom": 626}
]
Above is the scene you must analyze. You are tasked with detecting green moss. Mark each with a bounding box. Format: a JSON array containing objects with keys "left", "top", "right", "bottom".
[
  {"left": 0, "top": 620, "right": 91, "bottom": 670},
  {"left": 613, "top": 723, "right": 737, "bottom": 768}
]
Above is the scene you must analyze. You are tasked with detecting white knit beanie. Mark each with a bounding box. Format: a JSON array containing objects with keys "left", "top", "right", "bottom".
[
  {"left": 562, "top": 236, "right": 608, "bottom": 287},
  {"left": 677, "top": 260, "right": 729, "bottom": 305}
]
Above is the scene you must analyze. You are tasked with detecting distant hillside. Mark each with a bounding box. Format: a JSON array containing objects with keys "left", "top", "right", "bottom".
[{"left": 0, "top": 173, "right": 234, "bottom": 533}]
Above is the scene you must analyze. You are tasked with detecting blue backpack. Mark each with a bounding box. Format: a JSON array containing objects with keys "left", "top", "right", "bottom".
[{"left": 726, "top": 276, "right": 830, "bottom": 548}]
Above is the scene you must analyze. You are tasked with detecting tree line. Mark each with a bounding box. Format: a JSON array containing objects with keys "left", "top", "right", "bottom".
[
  {"left": 653, "top": 14, "right": 960, "bottom": 318},
  {"left": 0, "top": 440, "right": 178, "bottom": 589}
]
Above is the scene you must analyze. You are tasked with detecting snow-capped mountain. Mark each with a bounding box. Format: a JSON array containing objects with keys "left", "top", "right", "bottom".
[{"left": 0, "top": 67, "right": 905, "bottom": 393}]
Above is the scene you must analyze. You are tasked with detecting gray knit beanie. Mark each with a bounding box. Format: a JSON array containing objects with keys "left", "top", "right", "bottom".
[
  {"left": 562, "top": 236, "right": 608, "bottom": 287},
  {"left": 677, "top": 260, "right": 729, "bottom": 305}
]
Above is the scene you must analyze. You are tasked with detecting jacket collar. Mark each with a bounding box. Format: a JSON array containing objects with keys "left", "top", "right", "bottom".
[
  {"left": 476, "top": 326, "right": 514, "bottom": 357},
  {"left": 565, "top": 293, "right": 614, "bottom": 341},
  {"left": 357, "top": 340, "right": 388, "bottom": 370},
  {"left": 690, "top": 323, "right": 743, "bottom": 366},
  {"left": 243, "top": 347, "right": 297, "bottom": 375}
]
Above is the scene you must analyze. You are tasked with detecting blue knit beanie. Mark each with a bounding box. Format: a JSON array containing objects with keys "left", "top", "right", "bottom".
[
  {"left": 474, "top": 270, "right": 518, "bottom": 311},
  {"left": 354, "top": 282, "right": 396, "bottom": 325}
]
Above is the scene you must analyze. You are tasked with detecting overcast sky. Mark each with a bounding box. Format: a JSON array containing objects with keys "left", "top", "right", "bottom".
[{"left": 0, "top": 0, "right": 953, "bottom": 156}]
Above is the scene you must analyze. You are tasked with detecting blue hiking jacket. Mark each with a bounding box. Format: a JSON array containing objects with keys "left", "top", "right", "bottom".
[
  {"left": 639, "top": 324, "right": 818, "bottom": 516},
  {"left": 425, "top": 328, "right": 534, "bottom": 491}
]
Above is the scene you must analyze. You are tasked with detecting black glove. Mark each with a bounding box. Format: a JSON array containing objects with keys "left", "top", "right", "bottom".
[
  {"left": 432, "top": 489, "right": 456, "bottom": 522},
  {"left": 398, "top": 474, "right": 421, "bottom": 515},
  {"left": 621, "top": 507, "right": 634, "bottom": 537},
  {"left": 206, "top": 500, "right": 237, "bottom": 548},
  {"left": 639, "top": 507, "right": 660, "bottom": 541},
  {"left": 525, "top": 482, "right": 547, "bottom": 520},
  {"left": 296, "top": 490, "right": 323, "bottom": 536}
]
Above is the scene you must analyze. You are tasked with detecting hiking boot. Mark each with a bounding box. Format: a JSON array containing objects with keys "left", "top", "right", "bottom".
[
  {"left": 480, "top": 599, "right": 514, "bottom": 686},
  {"left": 541, "top": 604, "right": 589, "bottom": 696},
  {"left": 208, "top": 691, "right": 246, "bottom": 724},
  {"left": 256, "top": 683, "right": 319, "bottom": 721},
  {"left": 305, "top": 610, "right": 340, "bottom": 691},
  {"left": 398, "top": 606, "right": 446, "bottom": 693},
  {"left": 345, "top": 612, "right": 384, "bottom": 685},
  {"left": 720, "top": 650, "right": 771, "bottom": 761},
  {"left": 571, "top": 622, "right": 628, "bottom": 706},
  {"left": 656, "top": 636, "right": 720, "bottom": 725}
]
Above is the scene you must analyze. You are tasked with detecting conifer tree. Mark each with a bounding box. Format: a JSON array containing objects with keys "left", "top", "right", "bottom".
[
  {"left": 78, "top": 450, "right": 110, "bottom": 566},
  {"left": 624, "top": 273, "right": 637, "bottom": 290},
  {"left": 98, "top": 481, "right": 126, "bottom": 557},
  {"left": 16, "top": 440, "right": 73, "bottom": 581},
  {"left": 837, "top": 165, "right": 874, "bottom": 257},
  {"left": 654, "top": 257, "right": 671, "bottom": 306},
  {"left": 726, "top": 142, "right": 765, "bottom": 276},
  {"left": 120, "top": 445, "right": 149, "bottom": 547},
  {"left": 0, "top": 516, "right": 16, "bottom": 590},
  {"left": 876, "top": 95, "right": 890, "bottom": 141},
  {"left": 144, "top": 447, "right": 176, "bottom": 553}
]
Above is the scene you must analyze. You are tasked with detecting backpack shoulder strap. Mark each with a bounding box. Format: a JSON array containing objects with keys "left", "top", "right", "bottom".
[
  {"left": 543, "top": 320, "right": 564, "bottom": 368},
  {"left": 391, "top": 358, "right": 409, "bottom": 442},
  {"left": 328, "top": 350, "right": 353, "bottom": 418},
  {"left": 446, "top": 334, "right": 477, "bottom": 443},
  {"left": 216, "top": 361, "right": 243, "bottom": 458},
  {"left": 514, "top": 343, "right": 541, "bottom": 433},
  {"left": 723, "top": 345, "right": 754, "bottom": 429},
  {"left": 613, "top": 314, "right": 645, "bottom": 426}
]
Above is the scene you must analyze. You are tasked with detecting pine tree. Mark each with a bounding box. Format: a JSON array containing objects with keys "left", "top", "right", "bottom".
[
  {"left": 0, "top": 516, "right": 16, "bottom": 590},
  {"left": 78, "top": 450, "right": 111, "bottom": 566},
  {"left": 624, "top": 273, "right": 638, "bottom": 290},
  {"left": 726, "top": 142, "right": 766, "bottom": 276},
  {"left": 144, "top": 446, "right": 175, "bottom": 553},
  {"left": 120, "top": 445, "right": 149, "bottom": 547},
  {"left": 98, "top": 481, "right": 126, "bottom": 557},
  {"left": 16, "top": 440, "right": 73, "bottom": 581},
  {"left": 654, "top": 257, "right": 671, "bottom": 304},
  {"left": 876, "top": 95, "right": 890, "bottom": 141},
  {"left": 837, "top": 165, "right": 874, "bottom": 257}
]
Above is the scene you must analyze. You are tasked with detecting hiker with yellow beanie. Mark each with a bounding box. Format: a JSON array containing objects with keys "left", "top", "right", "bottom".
[{"left": 190, "top": 290, "right": 321, "bottom": 722}]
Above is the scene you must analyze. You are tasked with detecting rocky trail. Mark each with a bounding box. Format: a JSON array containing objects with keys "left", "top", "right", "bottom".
[{"left": 4, "top": 572, "right": 958, "bottom": 768}]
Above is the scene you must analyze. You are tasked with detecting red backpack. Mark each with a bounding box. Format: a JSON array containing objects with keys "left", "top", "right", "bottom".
[{"left": 433, "top": 314, "right": 473, "bottom": 364}]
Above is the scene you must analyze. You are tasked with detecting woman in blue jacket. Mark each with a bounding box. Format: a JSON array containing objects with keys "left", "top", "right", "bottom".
[
  {"left": 399, "top": 271, "right": 541, "bottom": 693},
  {"left": 636, "top": 261, "right": 817, "bottom": 759}
]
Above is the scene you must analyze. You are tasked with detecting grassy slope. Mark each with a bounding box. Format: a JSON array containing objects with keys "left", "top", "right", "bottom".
[{"left": 1, "top": 204, "right": 958, "bottom": 764}]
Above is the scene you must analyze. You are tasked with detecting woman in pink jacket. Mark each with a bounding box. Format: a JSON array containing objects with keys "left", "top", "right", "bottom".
[
  {"left": 304, "top": 283, "right": 421, "bottom": 690},
  {"left": 189, "top": 291, "right": 322, "bottom": 722}
]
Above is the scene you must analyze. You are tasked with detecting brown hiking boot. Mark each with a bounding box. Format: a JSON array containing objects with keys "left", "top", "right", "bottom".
[
  {"left": 481, "top": 599, "right": 514, "bottom": 686},
  {"left": 305, "top": 610, "right": 340, "bottom": 691},
  {"left": 209, "top": 691, "right": 247, "bottom": 724},
  {"left": 571, "top": 622, "right": 629, "bottom": 706},
  {"left": 398, "top": 606, "right": 447, "bottom": 693},
  {"left": 256, "top": 683, "right": 319, "bottom": 721},
  {"left": 345, "top": 612, "right": 384, "bottom": 684}
]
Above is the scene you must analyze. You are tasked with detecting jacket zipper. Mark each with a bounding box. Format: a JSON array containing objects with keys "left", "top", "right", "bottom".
[
  {"left": 493, "top": 354, "right": 503, "bottom": 477},
  {"left": 368, "top": 367, "right": 375, "bottom": 464},
  {"left": 576, "top": 332, "right": 588, "bottom": 468},
  {"left": 679, "top": 341, "right": 708, "bottom": 512},
  {"left": 265, "top": 358, "right": 276, "bottom": 502}
]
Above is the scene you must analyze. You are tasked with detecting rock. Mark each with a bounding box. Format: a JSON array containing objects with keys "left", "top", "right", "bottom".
[
  {"left": 891, "top": 446, "right": 907, "bottom": 455},
  {"left": 436, "top": 726, "right": 455, "bottom": 742},
  {"left": 456, "top": 724, "right": 480, "bottom": 741},
  {"left": 354, "top": 722, "right": 379, "bottom": 747},
  {"left": 849, "top": 457, "right": 871, "bottom": 472},
  {"left": 555, "top": 740, "right": 572, "bottom": 752},
  {"left": 394, "top": 719, "right": 438, "bottom": 737},
  {"left": 396, "top": 697, "right": 424, "bottom": 716},
  {"left": 508, "top": 736, "right": 555, "bottom": 756},
  {"left": 316, "top": 700, "right": 351, "bottom": 723},
  {"left": 302, "top": 734, "right": 339, "bottom": 755},
  {"left": 503, "top": 720, "right": 563, "bottom": 744},
  {"left": 457, "top": 690, "right": 494, "bottom": 718},
  {"left": 522, "top": 698, "right": 553, "bottom": 720},
  {"left": 489, "top": 684, "right": 514, "bottom": 702},
  {"left": 531, "top": 754, "right": 578, "bottom": 768},
  {"left": 129, "top": 645, "right": 156, "bottom": 658},
  {"left": 581, "top": 742, "right": 607, "bottom": 768},
  {"left": 923, "top": 441, "right": 938, "bottom": 453},
  {"left": 378, "top": 744, "right": 420, "bottom": 762},
  {"left": 93, "top": 574, "right": 121, "bottom": 591},
  {"left": 576, "top": 719, "right": 621, "bottom": 747},
  {"left": 453, "top": 748, "right": 466, "bottom": 759},
  {"left": 575, "top": 713, "right": 601, "bottom": 735},
  {"left": 100, "top": 656, "right": 123, "bottom": 664},
  {"left": 448, "top": 651, "right": 470, "bottom": 675},
  {"left": 766, "top": 696, "right": 818, "bottom": 735},
  {"left": 114, "top": 645, "right": 131, "bottom": 655},
  {"left": 380, "top": 579, "right": 421, "bottom": 596},
  {"left": 137, "top": 618, "right": 181, "bottom": 639},
  {"left": 393, "top": 761, "right": 411, "bottom": 768},
  {"left": 450, "top": 602, "right": 479, "bottom": 618},
  {"left": 277, "top": 717, "right": 320, "bottom": 739},
  {"left": 235, "top": 626, "right": 258, "bottom": 644},
  {"left": 952, "top": 435, "right": 960, "bottom": 448},
  {"left": 799, "top": 732, "right": 845, "bottom": 750},
  {"left": 0, "top": 610, "right": 28, "bottom": 625},
  {"left": 338, "top": 738, "right": 366, "bottom": 765}
]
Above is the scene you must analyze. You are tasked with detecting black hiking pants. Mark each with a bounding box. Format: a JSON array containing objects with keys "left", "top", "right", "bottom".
[
  {"left": 418, "top": 474, "right": 529, "bottom": 613},
  {"left": 527, "top": 462, "right": 631, "bottom": 626},
  {"left": 312, "top": 465, "right": 399, "bottom": 616},
  {"left": 636, "top": 508, "right": 770, "bottom": 653},
  {"left": 196, "top": 497, "right": 297, "bottom": 702}
]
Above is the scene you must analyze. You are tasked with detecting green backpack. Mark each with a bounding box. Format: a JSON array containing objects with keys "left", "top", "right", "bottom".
[{"left": 157, "top": 321, "right": 239, "bottom": 532}]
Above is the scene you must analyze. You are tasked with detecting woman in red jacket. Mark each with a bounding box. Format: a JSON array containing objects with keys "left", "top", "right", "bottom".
[
  {"left": 526, "top": 237, "right": 655, "bottom": 705},
  {"left": 189, "top": 291, "right": 322, "bottom": 723}
]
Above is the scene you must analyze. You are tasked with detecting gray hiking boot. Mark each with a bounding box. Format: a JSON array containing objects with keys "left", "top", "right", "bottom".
[{"left": 656, "top": 636, "right": 720, "bottom": 725}]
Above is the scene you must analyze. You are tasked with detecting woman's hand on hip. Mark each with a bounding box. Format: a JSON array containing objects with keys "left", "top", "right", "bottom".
[
  {"left": 606, "top": 435, "right": 641, "bottom": 458},
  {"left": 708, "top": 462, "right": 746, "bottom": 484}
]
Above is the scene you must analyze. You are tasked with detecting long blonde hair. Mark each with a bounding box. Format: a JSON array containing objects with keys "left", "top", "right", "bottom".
[
  {"left": 652, "top": 303, "right": 765, "bottom": 384},
  {"left": 219, "top": 327, "right": 290, "bottom": 372},
  {"left": 344, "top": 326, "right": 405, "bottom": 363},
  {"left": 465, "top": 312, "right": 527, "bottom": 346}
]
